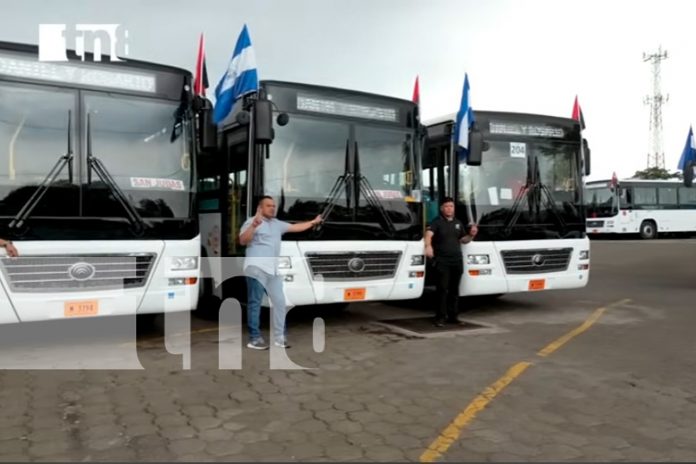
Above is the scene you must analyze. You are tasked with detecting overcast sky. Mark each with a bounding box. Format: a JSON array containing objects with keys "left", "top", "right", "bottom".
[{"left": 3, "top": 0, "right": 696, "bottom": 181}]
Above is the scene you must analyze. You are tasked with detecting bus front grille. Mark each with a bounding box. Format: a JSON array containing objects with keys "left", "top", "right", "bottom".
[
  {"left": 0, "top": 254, "right": 156, "bottom": 293},
  {"left": 586, "top": 220, "right": 605, "bottom": 228},
  {"left": 501, "top": 248, "right": 572, "bottom": 274},
  {"left": 306, "top": 251, "right": 402, "bottom": 281}
]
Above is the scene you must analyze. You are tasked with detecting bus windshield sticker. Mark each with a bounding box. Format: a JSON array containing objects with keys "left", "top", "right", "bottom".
[
  {"left": 510, "top": 142, "right": 526, "bottom": 158},
  {"left": 130, "top": 177, "right": 185, "bottom": 191},
  {"left": 373, "top": 190, "right": 404, "bottom": 200},
  {"left": 500, "top": 188, "right": 513, "bottom": 200},
  {"left": 488, "top": 187, "right": 500, "bottom": 206}
]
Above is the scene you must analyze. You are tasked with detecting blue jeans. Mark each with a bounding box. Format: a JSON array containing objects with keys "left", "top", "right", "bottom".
[{"left": 245, "top": 266, "right": 288, "bottom": 342}]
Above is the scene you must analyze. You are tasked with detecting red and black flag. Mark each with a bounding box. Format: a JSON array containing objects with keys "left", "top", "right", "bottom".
[
  {"left": 571, "top": 95, "right": 586, "bottom": 130},
  {"left": 412, "top": 75, "right": 420, "bottom": 105},
  {"left": 194, "top": 33, "right": 209, "bottom": 97}
]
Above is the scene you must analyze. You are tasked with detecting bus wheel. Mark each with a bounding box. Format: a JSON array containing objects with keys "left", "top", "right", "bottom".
[
  {"left": 328, "top": 302, "right": 350, "bottom": 312},
  {"left": 195, "top": 280, "right": 221, "bottom": 320},
  {"left": 639, "top": 220, "right": 657, "bottom": 240},
  {"left": 136, "top": 313, "right": 159, "bottom": 332}
]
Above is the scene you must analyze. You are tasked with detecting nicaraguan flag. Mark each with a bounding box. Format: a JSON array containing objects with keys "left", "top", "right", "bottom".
[
  {"left": 454, "top": 73, "right": 475, "bottom": 158},
  {"left": 677, "top": 126, "right": 696, "bottom": 170},
  {"left": 213, "top": 24, "right": 259, "bottom": 124}
]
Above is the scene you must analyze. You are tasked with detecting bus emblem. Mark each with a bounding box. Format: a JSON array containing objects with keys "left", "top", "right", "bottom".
[
  {"left": 347, "top": 257, "right": 366, "bottom": 273},
  {"left": 68, "top": 262, "right": 96, "bottom": 281},
  {"left": 531, "top": 254, "right": 545, "bottom": 266}
]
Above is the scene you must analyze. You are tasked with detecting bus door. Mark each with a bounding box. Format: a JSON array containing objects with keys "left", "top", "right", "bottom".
[
  {"left": 422, "top": 141, "right": 451, "bottom": 225},
  {"left": 224, "top": 127, "right": 250, "bottom": 257}
]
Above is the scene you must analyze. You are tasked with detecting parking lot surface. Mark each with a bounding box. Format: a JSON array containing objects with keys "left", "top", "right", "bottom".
[{"left": 0, "top": 239, "right": 694, "bottom": 461}]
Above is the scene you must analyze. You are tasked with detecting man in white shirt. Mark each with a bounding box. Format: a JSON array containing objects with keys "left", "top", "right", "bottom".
[{"left": 239, "top": 196, "right": 321, "bottom": 349}]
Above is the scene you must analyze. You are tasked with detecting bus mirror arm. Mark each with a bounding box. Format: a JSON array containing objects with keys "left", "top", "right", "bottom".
[
  {"left": 193, "top": 97, "right": 217, "bottom": 152},
  {"left": 253, "top": 92, "right": 290, "bottom": 145},
  {"left": 583, "top": 138, "right": 591, "bottom": 176},
  {"left": 467, "top": 129, "right": 483, "bottom": 166}
]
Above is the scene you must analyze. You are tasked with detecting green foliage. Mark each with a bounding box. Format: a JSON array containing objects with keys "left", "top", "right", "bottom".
[{"left": 631, "top": 167, "right": 683, "bottom": 180}]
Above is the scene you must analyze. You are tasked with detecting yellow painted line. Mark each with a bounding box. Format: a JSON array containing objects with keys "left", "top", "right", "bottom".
[
  {"left": 420, "top": 298, "right": 632, "bottom": 462},
  {"left": 537, "top": 298, "right": 631, "bottom": 357},
  {"left": 420, "top": 361, "right": 533, "bottom": 463}
]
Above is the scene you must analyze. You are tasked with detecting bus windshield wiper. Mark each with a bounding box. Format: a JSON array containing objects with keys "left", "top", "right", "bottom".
[
  {"left": 86, "top": 113, "right": 146, "bottom": 236},
  {"left": 534, "top": 158, "right": 567, "bottom": 232},
  {"left": 317, "top": 139, "right": 353, "bottom": 228},
  {"left": 316, "top": 140, "right": 396, "bottom": 237},
  {"left": 353, "top": 142, "right": 396, "bottom": 237},
  {"left": 503, "top": 155, "right": 534, "bottom": 236},
  {"left": 9, "top": 110, "right": 74, "bottom": 231}
]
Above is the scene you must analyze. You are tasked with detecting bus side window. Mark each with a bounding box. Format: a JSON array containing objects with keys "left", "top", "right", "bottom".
[
  {"left": 679, "top": 187, "right": 696, "bottom": 209},
  {"left": 620, "top": 187, "right": 632, "bottom": 209}
]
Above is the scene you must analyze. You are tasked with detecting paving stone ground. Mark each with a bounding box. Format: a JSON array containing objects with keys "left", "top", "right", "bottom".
[{"left": 0, "top": 240, "right": 695, "bottom": 461}]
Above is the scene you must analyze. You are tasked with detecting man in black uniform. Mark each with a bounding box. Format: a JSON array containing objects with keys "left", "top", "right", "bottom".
[{"left": 425, "top": 197, "right": 478, "bottom": 327}]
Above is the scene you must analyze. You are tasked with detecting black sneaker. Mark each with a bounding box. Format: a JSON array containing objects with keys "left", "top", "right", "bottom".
[
  {"left": 247, "top": 338, "right": 269, "bottom": 350},
  {"left": 433, "top": 319, "right": 445, "bottom": 328}
]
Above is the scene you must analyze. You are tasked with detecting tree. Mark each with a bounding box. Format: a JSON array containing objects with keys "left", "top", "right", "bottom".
[{"left": 631, "top": 167, "right": 683, "bottom": 180}]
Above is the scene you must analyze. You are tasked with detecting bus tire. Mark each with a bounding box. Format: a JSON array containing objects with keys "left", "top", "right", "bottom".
[
  {"left": 136, "top": 313, "right": 159, "bottom": 332},
  {"left": 328, "top": 302, "right": 350, "bottom": 312},
  {"left": 639, "top": 220, "right": 657, "bottom": 240}
]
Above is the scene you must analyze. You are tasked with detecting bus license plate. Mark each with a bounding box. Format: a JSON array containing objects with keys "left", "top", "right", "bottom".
[
  {"left": 344, "top": 288, "right": 366, "bottom": 301},
  {"left": 528, "top": 279, "right": 546, "bottom": 291},
  {"left": 64, "top": 300, "right": 99, "bottom": 317}
]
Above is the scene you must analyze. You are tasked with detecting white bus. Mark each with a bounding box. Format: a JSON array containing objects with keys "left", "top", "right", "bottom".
[
  {"left": 585, "top": 179, "right": 696, "bottom": 238},
  {"left": 0, "top": 42, "right": 208, "bottom": 323},
  {"left": 424, "top": 111, "right": 590, "bottom": 296},
  {"left": 197, "top": 81, "right": 426, "bottom": 309}
]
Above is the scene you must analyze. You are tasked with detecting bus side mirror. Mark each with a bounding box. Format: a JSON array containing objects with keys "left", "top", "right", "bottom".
[
  {"left": 196, "top": 98, "right": 217, "bottom": 152},
  {"left": 254, "top": 99, "right": 274, "bottom": 144},
  {"left": 467, "top": 129, "right": 483, "bottom": 166},
  {"left": 583, "top": 138, "right": 591, "bottom": 176},
  {"left": 685, "top": 160, "right": 695, "bottom": 187},
  {"left": 582, "top": 139, "right": 591, "bottom": 176}
]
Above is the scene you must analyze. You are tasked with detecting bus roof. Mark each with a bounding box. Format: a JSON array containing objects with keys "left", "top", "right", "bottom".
[
  {"left": 261, "top": 80, "right": 417, "bottom": 107},
  {"left": 0, "top": 41, "right": 191, "bottom": 78},
  {"left": 425, "top": 111, "right": 578, "bottom": 128},
  {"left": 586, "top": 178, "right": 684, "bottom": 187}
]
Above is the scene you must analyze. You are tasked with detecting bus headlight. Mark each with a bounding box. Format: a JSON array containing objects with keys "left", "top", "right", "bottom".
[
  {"left": 467, "top": 254, "right": 490, "bottom": 265},
  {"left": 170, "top": 257, "right": 198, "bottom": 271},
  {"left": 278, "top": 257, "right": 292, "bottom": 269},
  {"left": 410, "top": 255, "right": 425, "bottom": 266},
  {"left": 579, "top": 250, "right": 590, "bottom": 260}
]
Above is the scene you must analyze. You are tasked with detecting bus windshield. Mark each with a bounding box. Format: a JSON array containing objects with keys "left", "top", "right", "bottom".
[
  {"left": 264, "top": 114, "right": 420, "bottom": 229},
  {"left": 459, "top": 138, "right": 584, "bottom": 239},
  {"left": 83, "top": 93, "right": 194, "bottom": 219},
  {"left": 0, "top": 82, "right": 195, "bottom": 238},
  {"left": 585, "top": 185, "right": 618, "bottom": 218}
]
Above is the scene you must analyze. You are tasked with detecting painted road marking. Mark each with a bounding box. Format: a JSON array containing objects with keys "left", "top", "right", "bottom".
[
  {"left": 420, "top": 361, "right": 532, "bottom": 462},
  {"left": 537, "top": 298, "right": 631, "bottom": 357},
  {"left": 420, "top": 298, "right": 631, "bottom": 462}
]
